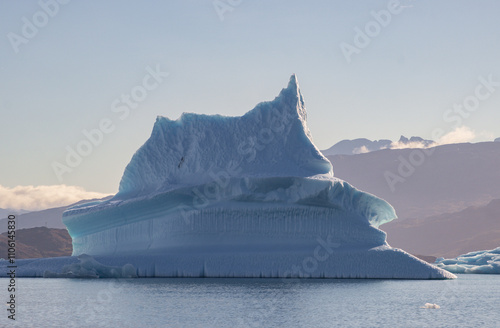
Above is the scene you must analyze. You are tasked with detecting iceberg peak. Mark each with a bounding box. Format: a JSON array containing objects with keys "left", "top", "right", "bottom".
[
  {"left": 117, "top": 75, "right": 332, "bottom": 198},
  {"left": 275, "top": 74, "right": 305, "bottom": 117},
  {"left": 287, "top": 74, "right": 299, "bottom": 92}
]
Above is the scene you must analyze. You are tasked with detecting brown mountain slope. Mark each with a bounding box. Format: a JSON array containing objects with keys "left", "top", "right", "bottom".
[{"left": 0, "top": 227, "right": 72, "bottom": 259}]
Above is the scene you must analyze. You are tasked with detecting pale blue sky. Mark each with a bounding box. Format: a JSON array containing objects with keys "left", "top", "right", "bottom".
[{"left": 1, "top": 0, "right": 500, "bottom": 196}]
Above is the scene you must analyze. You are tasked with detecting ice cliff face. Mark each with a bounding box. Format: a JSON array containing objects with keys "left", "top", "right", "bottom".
[{"left": 61, "top": 75, "right": 455, "bottom": 279}]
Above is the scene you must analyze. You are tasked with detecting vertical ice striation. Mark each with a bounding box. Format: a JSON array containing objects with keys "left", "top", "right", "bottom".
[{"left": 60, "top": 75, "right": 456, "bottom": 279}]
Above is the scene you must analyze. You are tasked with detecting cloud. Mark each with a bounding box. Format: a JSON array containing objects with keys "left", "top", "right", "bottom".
[
  {"left": 437, "top": 126, "right": 476, "bottom": 145},
  {"left": 0, "top": 185, "right": 112, "bottom": 211},
  {"left": 386, "top": 126, "right": 477, "bottom": 151},
  {"left": 353, "top": 146, "right": 370, "bottom": 154},
  {"left": 388, "top": 141, "right": 437, "bottom": 150}
]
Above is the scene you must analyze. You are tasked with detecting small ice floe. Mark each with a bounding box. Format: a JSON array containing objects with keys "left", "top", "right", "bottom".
[
  {"left": 43, "top": 254, "right": 137, "bottom": 279},
  {"left": 421, "top": 303, "right": 440, "bottom": 309}
]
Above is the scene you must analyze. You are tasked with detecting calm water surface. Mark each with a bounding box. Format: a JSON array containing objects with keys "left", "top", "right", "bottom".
[{"left": 3, "top": 275, "right": 499, "bottom": 328}]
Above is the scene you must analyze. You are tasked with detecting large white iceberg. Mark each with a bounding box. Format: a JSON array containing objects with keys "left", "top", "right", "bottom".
[
  {"left": 14, "top": 75, "right": 455, "bottom": 279},
  {"left": 435, "top": 247, "right": 500, "bottom": 274}
]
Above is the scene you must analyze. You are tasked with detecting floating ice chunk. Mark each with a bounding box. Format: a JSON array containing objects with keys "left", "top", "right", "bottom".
[
  {"left": 421, "top": 303, "right": 440, "bottom": 309},
  {"left": 435, "top": 247, "right": 500, "bottom": 274},
  {"left": 43, "top": 254, "right": 137, "bottom": 278}
]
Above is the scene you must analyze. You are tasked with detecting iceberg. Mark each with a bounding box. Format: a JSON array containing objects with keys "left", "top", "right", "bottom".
[
  {"left": 435, "top": 247, "right": 500, "bottom": 274},
  {"left": 4, "top": 75, "right": 454, "bottom": 279}
]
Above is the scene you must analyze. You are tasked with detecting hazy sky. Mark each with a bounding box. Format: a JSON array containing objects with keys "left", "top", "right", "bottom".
[{"left": 1, "top": 0, "right": 500, "bottom": 205}]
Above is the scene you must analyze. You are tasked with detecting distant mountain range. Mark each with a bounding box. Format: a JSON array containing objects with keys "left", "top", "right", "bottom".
[
  {"left": 383, "top": 199, "right": 500, "bottom": 258},
  {"left": 0, "top": 197, "right": 112, "bottom": 259},
  {"left": 321, "top": 136, "right": 435, "bottom": 156},
  {"left": 0, "top": 208, "right": 30, "bottom": 219},
  {"left": 327, "top": 141, "right": 500, "bottom": 258},
  {"left": 0, "top": 206, "right": 68, "bottom": 234},
  {"left": 327, "top": 141, "right": 500, "bottom": 219},
  {"left": 496, "top": 137, "right": 500, "bottom": 142},
  {"left": 0, "top": 197, "right": 112, "bottom": 234}
]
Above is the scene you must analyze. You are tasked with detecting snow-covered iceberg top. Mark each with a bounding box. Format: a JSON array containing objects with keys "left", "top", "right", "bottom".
[
  {"left": 435, "top": 247, "right": 500, "bottom": 274},
  {"left": 60, "top": 75, "right": 454, "bottom": 279},
  {"left": 118, "top": 75, "right": 332, "bottom": 198}
]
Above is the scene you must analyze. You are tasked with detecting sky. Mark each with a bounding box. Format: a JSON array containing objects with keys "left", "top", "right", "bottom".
[{"left": 1, "top": 0, "right": 500, "bottom": 209}]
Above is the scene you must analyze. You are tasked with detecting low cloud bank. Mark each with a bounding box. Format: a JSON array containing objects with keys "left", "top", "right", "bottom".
[{"left": 0, "top": 185, "right": 112, "bottom": 211}]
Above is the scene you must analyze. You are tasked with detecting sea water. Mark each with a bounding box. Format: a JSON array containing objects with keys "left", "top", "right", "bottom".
[{"left": 2, "top": 275, "right": 499, "bottom": 328}]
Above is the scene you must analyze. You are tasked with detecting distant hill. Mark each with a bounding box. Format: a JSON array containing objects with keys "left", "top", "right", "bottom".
[
  {"left": 0, "top": 196, "right": 112, "bottom": 234},
  {"left": 412, "top": 255, "right": 437, "bottom": 264},
  {"left": 383, "top": 199, "right": 500, "bottom": 258},
  {"left": 0, "top": 196, "right": 110, "bottom": 259},
  {"left": 321, "top": 136, "right": 434, "bottom": 156},
  {"left": 0, "top": 206, "right": 68, "bottom": 234},
  {"left": 321, "top": 138, "right": 392, "bottom": 156},
  {"left": 495, "top": 137, "right": 500, "bottom": 142},
  {"left": 0, "top": 227, "right": 72, "bottom": 259},
  {"left": 0, "top": 208, "right": 30, "bottom": 220},
  {"left": 328, "top": 142, "right": 500, "bottom": 219},
  {"left": 327, "top": 141, "right": 500, "bottom": 258}
]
